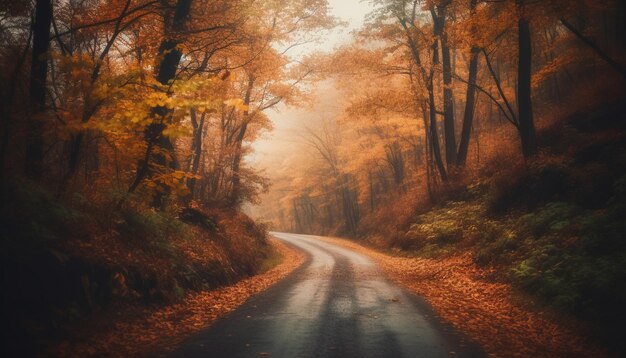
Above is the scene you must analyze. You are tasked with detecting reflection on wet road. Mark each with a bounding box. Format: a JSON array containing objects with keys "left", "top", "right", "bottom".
[{"left": 171, "top": 232, "right": 483, "bottom": 358}]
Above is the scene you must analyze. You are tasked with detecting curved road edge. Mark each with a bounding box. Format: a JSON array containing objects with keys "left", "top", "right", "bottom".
[
  {"left": 172, "top": 232, "right": 484, "bottom": 357},
  {"left": 138, "top": 236, "right": 309, "bottom": 356},
  {"left": 308, "top": 235, "right": 609, "bottom": 357}
]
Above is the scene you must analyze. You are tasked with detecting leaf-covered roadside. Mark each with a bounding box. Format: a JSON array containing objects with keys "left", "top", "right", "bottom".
[
  {"left": 318, "top": 236, "right": 608, "bottom": 358},
  {"left": 1, "top": 180, "right": 285, "bottom": 355},
  {"left": 50, "top": 238, "right": 305, "bottom": 357}
]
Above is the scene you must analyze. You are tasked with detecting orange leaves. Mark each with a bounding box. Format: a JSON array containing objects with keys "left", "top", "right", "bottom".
[
  {"left": 320, "top": 236, "right": 608, "bottom": 358},
  {"left": 224, "top": 98, "right": 250, "bottom": 112},
  {"left": 141, "top": 170, "right": 196, "bottom": 197},
  {"left": 50, "top": 237, "right": 305, "bottom": 357},
  {"left": 145, "top": 91, "right": 171, "bottom": 108}
]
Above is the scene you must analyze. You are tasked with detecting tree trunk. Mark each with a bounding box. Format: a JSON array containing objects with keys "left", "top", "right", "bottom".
[
  {"left": 186, "top": 107, "right": 205, "bottom": 200},
  {"left": 517, "top": 3, "right": 537, "bottom": 158},
  {"left": 456, "top": 0, "right": 478, "bottom": 166},
  {"left": 401, "top": 19, "right": 447, "bottom": 182},
  {"left": 428, "top": 75, "right": 448, "bottom": 181},
  {"left": 228, "top": 137, "right": 245, "bottom": 206},
  {"left": 385, "top": 141, "right": 405, "bottom": 186},
  {"left": 457, "top": 0, "right": 479, "bottom": 166},
  {"left": 1, "top": 24, "right": 33, "bottom": 187},
  {"left": 437, "top": 5, "right": 457, "bottom": 166},
  {"left": 26, "top": 0, "right": 52, "bottom": 180},
  {"left": 127, "top": 0, "right": 192, "bottom": 204},
  {"left": 422, "top": 105, "right": 435, "bottom": 203},
  {"left": 457, "top": 47, "right": 479, "bottom": 166},
  {"left": 227, "top": 75, "right": 254, "bottom": 207}
]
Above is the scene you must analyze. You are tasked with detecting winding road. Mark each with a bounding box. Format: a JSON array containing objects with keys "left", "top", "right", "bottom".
[{"left": 172, "top": 232, "right": 483, "bottom": 357}]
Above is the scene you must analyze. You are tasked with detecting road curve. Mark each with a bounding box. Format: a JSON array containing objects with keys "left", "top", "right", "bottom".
[{"left": 171, "top": 232, "right": 484, "bottom": 358}]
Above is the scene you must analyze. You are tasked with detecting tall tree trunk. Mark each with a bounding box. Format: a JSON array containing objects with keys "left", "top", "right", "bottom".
[
  {"left": 457, "top": 0, "right": 479, "bottom": 166},
  {"left": 151, "top": 0, "right": 192, "bottom": 171},
  {"left": 457, "top": 48, "right": 479, "bottom": 165},
  {"left": 186, "top": 107, "right": 205, "bottom": 201},
  {"left": 1, "top": 26, "right": 33, "bottom": 187},
  {"left": 385, "top": 141, "right": 405, "bottom": 186},
  {"left": 228, "top": 134, "right": 245, "bottom": 206},
  {"left": 402, "top": 19, "right": 447, "bottom": 182},
  {"left": 26, "top": 0, "right": 52, "bottom": 180},
  {"left": 517, "top": 2, "right": 537, "bottom": 158},
  {"left": 228, "top": 75, "right": 254, "bottom": 207},
  {"left": 437, "top": 4, "right": 457, "bottom": 166},
  {"left": 428, "top": 75, "right": 448, "bottom": 181},
  {"left": 127, "top": 0, "right": 192, "bottom": 204},
  {"left": 422, "top": 105, "right": 435, "bottom": 203}
]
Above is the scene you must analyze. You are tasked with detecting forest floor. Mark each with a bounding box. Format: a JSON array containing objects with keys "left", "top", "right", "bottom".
[
  {"left": 317, "top": 236, "right": 610, "bottom": 358},
  {"left": 48, "top": 238, "right": 305, "bottom": 357},
  {"left": 41, "top": 227, "right": 611, "bottom": 357},
  {"left": 342, "top": 92, "right": 626, "bottom": 357}
]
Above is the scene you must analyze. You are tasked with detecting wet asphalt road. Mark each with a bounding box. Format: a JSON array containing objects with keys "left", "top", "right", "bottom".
[{"left": 171, "top": 232, "right": 484, "bottom": 358}]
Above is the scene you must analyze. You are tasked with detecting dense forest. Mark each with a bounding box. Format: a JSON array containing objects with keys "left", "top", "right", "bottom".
[
  {"left": 0, "top": 0, "right": 335, "bottom": 355},
  {"left": 1, "top": 0, "right": 626, "bottom": 356},
  {"left": 254, "top": 0, "right": 626, "bottom": 354},
  {"left": 260, "top": 0, "right": 626, "bottom": 236}
]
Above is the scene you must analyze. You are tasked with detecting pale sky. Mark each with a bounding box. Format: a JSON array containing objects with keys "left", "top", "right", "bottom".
[{"left": 249, "top": 0, "right": 372, "bottom": 171}]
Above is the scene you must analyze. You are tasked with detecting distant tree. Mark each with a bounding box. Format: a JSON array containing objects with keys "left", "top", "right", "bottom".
[
  {"left": 456, "top": 0, "right": 479, "bottom": 166},
  {"left": 25, "top": 0, "right": 52, "bottom": 179},
  {"left": 516, "top": 0, "right": 537, "bottom": 158}
]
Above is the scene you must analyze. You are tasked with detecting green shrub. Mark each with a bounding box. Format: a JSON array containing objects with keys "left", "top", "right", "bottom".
[
  {"left": 511, "top": 244, "right": 580, "bottom": 311},
  {"left": 118, "top": 207, "right": 187, "bottom": 243},
  {"left": 1, "top": 181, "right": 84, "bottom": 247},
  {"left": 474, "top": 229, "right": 519, "bottom": 266},
  {"left": 409, "top": 219, "right": 462, "bottom": 244},
  {"left": 578, "top": 175, "right": 626, "bottom": 255},
  {"left": 518, "top": 202, "right": 579, "bottom": 237},
  {"left": 510, "top": 180, "right": 626, "bottom": 318},
  {"left": 511, "top": 246, "right": 626, "bottom": 317}
]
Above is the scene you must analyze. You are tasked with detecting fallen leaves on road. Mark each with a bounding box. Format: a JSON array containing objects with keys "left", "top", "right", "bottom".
[
  {"left": 319, "top": 236, "right": 609, "bottom": 358},
  {"left": 51, "top": 238, "right": 305, "bottom": 357}
]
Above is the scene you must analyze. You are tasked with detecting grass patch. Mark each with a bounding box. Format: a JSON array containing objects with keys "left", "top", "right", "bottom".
[{"left": 258, "top": 243, "right": 284, "bottom": 273}]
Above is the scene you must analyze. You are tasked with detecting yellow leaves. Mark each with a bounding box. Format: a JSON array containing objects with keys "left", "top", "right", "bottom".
[
  {"left": 145, "top": 170, "right": 199, "bottom": 198},
  {"left": 146, "top": 92, "right": 172, "bottom": 108},
  {"left": 162, "top": 124, "right": 192, "bottom": 139},
  {"left": 224, "top": 98, "right": 249, "bottom": 112}
]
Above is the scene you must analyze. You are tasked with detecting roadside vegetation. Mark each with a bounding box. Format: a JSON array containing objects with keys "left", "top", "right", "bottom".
[
  {"left": 254, "top": 0, "right": 626, "bottom": 354},
  {"left": 2, "top": 0, "right": 626, "bottom": 356},
  {"left": 1, "top": 180, "right": 272, "bottom": 355},
  {"left": 0, "top": 0, "right": 334, "bottom": 355},
  {"left": 358, "top": 89, "right": 626, "bottom": 353}
]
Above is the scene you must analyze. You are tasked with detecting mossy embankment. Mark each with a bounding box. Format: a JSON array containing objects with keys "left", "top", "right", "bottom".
[{"left": 361, "top": 97, "right": 626, "bottom": 354}]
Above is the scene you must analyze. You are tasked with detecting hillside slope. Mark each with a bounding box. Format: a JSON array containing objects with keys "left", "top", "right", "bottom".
[
  {"left": 360, "top": 96, "right": 626, "bottom": 355},
  {"left": 1, "top": 183, "right": 273, "bottom": 356}
]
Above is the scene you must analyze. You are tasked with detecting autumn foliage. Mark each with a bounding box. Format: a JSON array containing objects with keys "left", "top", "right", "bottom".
[
  {"left": 252, "top": 0, "right": 626, "bottom": 354},
  {"left": 257, "top": 0, "right": 626, "bottom": 238},
  {"left": 0, "top": 0, "right": 335, "bottom": 355},
  {"left": 1, "top": 0, "right": 626, "bottom": 356}
]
